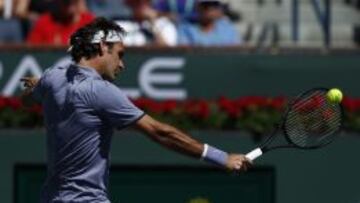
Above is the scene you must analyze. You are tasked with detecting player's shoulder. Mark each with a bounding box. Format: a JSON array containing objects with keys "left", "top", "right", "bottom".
[
  {"left": 89, "top": 79, "right": 123, "bottom": 95},
  {"left": 41, "top": 62, "right": 72, "bottom": 82},
  {"left": 83, "top": 79, "right": 128, "bottom": 107}
]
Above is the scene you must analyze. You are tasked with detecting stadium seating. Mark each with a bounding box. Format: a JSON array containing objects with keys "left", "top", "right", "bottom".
[{"left": 229, "top": 0, "right": 360, "bottom": 47}]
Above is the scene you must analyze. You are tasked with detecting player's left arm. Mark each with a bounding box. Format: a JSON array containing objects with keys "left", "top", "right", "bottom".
[
  {"left": 20, "top": 77, "right": 40, "bottom": 106},
  {"left": 19, "top": 68, "right": 52, "bottom": 105}
]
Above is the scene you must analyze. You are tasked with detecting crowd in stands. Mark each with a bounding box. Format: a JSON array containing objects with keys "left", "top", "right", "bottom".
[{"left": 0, "top": 0, "right": 242, "bottom": 46}]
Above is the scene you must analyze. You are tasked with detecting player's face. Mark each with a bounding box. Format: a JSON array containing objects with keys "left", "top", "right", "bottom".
[{"left": 102, "top": 42, "right": 125, "bottom": 81}]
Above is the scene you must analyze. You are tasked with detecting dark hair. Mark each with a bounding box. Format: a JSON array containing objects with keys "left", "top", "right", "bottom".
[{"left": 69, "top": 17, "right": 125, "bottom": 63}]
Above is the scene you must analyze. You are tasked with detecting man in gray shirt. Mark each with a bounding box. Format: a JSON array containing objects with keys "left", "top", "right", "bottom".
[{"left": 21, "top": 17, "right": 251, "bottom": 203}]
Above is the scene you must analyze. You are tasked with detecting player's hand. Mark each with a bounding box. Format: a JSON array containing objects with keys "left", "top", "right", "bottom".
[
  {"left": 20, "top": 77, "right": 39, "bottom": 88},
  {"left": 225, "top": 154, "right": 252, "bottom": 172}
]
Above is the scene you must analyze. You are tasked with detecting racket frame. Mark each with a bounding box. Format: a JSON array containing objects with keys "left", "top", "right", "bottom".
[{"left": 246, "top": 87, "right": 344, "bottom": 160}]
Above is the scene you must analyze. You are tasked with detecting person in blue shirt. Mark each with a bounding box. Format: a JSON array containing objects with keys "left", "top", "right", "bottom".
[
  {"left": 86, "top": 0, "right": 131, "bottom": 19},
  {"left": 154, "top": 0, "right": 198, "bottom": 21},
  {"left": 178, "top": 0, "right": 242, "bottom": 46},
  {"left": 20, "top": 17, "right": 251, "bottom": 203}
]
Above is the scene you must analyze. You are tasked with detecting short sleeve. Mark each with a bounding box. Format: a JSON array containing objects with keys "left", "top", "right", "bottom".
[{"left": 92, "top": 81, "right": 145, "bottom": 128}]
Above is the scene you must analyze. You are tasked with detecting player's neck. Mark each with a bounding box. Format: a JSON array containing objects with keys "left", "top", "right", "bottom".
[{"left": 78, "top": 58, "right": 103, "bottom": 76}]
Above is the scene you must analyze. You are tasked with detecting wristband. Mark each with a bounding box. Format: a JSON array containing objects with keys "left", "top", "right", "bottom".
[{"left": 201, "top": 144, "right": 228, "bottom": 166}]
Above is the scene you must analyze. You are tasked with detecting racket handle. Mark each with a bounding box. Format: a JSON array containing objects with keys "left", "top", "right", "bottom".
[{"left": 245, "top": 148, "right": 263, "bottom": 161}]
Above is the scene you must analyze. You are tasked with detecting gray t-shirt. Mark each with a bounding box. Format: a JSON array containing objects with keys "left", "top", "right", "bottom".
[{"left": 33, "top": 63, "right": 144, "bottom": 203}]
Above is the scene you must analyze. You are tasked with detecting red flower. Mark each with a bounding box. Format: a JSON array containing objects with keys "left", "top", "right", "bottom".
[
  {"left": 227, "top": 106, "right": 241, "bottom": 118},
  {"left": 342, "top": 97, "right": 360, "bottom": 112},
  {"left": 218, "top": 96, "right": 234, "bottom": 109},
  {"left": 132, "top": 98, "right": 152, "bottom": 109},
  {"left": 161, "top": 100, "right": 178, "bottom": 113},
  {"left": 147, "top": 100, "right": 164, "bottom": 114},
  {"left": 269, "top": 96, "right": 287, "bottom": 110},
  {"left": 7, "top": 97, "right": 22, "bottom": 110},
  {"left": 218, "top": 96, "right": 241, "bottom": 118},
  {"left": 184, "top": 99, "right": 210, "bottom": 119},
  {"left": 132, "top": 98, "right": 164, "bottom": 113},
  {"left": 235, "top": 96, "right": 270, "bottom": 109},
  {"left": 0, "top": 96, "right": 6, "bottom": 109},
  {"left": 28, "top": 104, "right": 43, "bottom": 115},
  {"left": 1, "top": 95, "right": 359, "bottom": 133}
]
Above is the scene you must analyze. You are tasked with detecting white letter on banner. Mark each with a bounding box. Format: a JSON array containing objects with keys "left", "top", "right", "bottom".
[
  {"left": 2, "top": 55, "right": 43, "bottom": 96},
  {"left": 139, "top": 57, "right": 187, "bottom": 100}
]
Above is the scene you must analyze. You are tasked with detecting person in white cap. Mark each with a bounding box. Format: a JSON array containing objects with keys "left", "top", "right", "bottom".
[
  {"left": 21, "top": 17, "right": 251, "bottom": 203},
  {"left": 119, "top": 0, "right": 177, "bottom": 46}
]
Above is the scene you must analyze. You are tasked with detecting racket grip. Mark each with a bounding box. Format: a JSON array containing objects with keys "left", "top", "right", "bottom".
[{"left": 245, "top": 148, "right": 263, "bottom": 161}]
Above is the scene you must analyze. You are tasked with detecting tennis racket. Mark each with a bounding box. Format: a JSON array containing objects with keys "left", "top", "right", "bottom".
[{"left": 245, "top": 87, "right": 344, "bottom": 161}]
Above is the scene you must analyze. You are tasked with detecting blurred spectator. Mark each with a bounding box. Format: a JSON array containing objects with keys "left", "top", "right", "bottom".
[
  {"left": 0, "top": 0, "right": 30, "bottom": 42},
  {"left": 87, "top": 0, "right": 131, "bottom": 19},
  {"left": 154, "top": 0, "right": 240, "bottom": 22},
  {"left": 28, "top": 0, "right": 54, "bottom": 16},
  {"left": 27, "top": 0, "right": 94, "bottom": 45},
  {"left": 0, "top": 0, "right": 29, "bottom": 19},
  {"left": 116, "top": 0, "right": 177, "bottom": 46},
  {"left": 0, "top": 0, "right": 30, "bottom": 18},
  {"left": 177, "top": 0, "right": 241, "bottom": 46},
  {"left": 154, "top": 0, "right": 197, "bottom": 22},
  {"left": 0, "top": 19, "right": 22, "bottom": 43}
]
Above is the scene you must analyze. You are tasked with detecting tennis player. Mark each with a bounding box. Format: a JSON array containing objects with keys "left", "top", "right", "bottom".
[{"left": 21, "top": 17, "right": 251, "bottom": 203}]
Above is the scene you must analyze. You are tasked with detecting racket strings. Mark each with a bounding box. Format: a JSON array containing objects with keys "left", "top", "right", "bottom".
[
  {"left": 289, "top": 106, "right": 340, "bottom": 146},
  {"left": 293, "top": 95, "right": 341, "bottom": 131},
  {"left": 290, "top": 90, "right": 322, "bottom": 109},
  {"left": 288, "top": 102, "right": 340, "bottom": 145},
  {"left": 288, "top": 114, "right": 340, "bottom": 147},
  {"left": 288, "top": 102, "right": 340, "bottom": 134},
  {"left": 284, "top": 90, "right": 341, "bottom": 148}
]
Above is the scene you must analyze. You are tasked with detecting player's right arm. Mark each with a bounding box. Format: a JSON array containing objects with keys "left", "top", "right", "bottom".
[
  {"left": 92, "top": 81, "right": 251, "bottom": 172},
  {"left": 134, "top": 114, "right": 252, "bottom": 172}
]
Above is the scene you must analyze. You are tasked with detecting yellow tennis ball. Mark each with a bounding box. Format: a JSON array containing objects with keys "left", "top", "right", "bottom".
[{"left": 326, "top": 88, "right": 343, "bottom": 104}]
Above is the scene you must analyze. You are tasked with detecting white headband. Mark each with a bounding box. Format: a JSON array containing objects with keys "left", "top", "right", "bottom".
[
  {"left": 90, "top": 30, "right": 124, "bottom": 43},
  {"left": 68, "top": 30, "right": 124, "bottom": 52}
]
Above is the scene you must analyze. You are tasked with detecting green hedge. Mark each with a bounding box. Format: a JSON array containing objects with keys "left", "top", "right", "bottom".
[{"left": 1, "top": 96, "right": 359, "bottom": 138}]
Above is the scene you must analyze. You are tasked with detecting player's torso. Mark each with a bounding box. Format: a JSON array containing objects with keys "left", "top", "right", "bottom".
[{"left": 41, "top": 64, "right": 112, "bottom": 203}]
